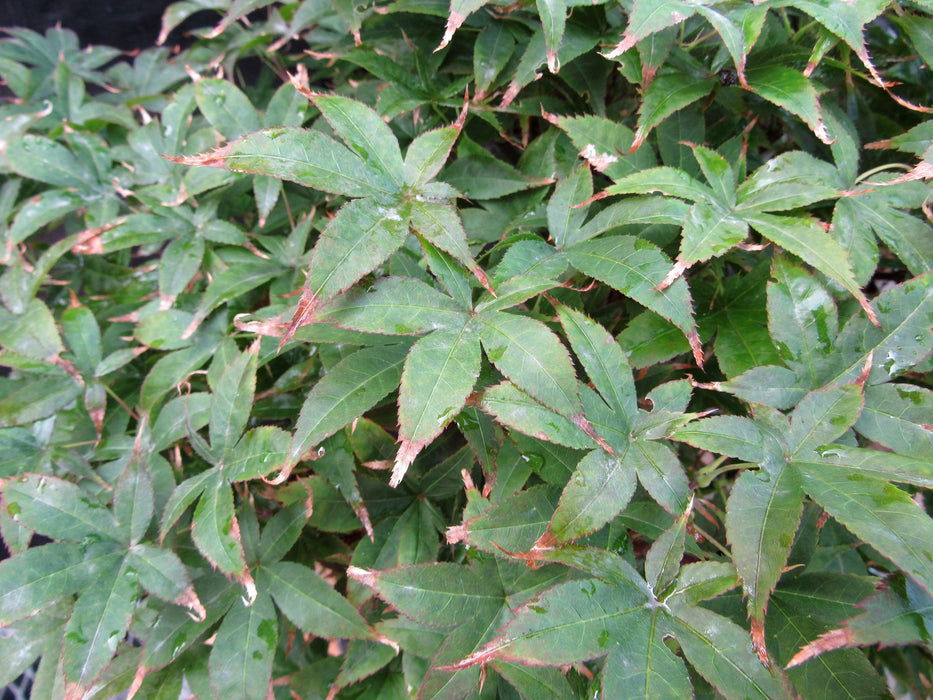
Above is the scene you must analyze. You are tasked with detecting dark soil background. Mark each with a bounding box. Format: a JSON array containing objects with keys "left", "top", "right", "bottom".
[{"left": 0, "top": 0, "right": 175, "bottom": 49}]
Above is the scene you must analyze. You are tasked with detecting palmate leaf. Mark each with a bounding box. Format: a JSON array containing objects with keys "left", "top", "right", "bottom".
[
  {"left": 445, "top": 549, "right": 787, "bottom": 700},
  {"left": 349, "top": 557, "right": 577, "bottom": 697}
]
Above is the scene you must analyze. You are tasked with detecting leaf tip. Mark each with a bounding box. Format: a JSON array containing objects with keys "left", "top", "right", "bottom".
[
  {"left": 390, "top": 439, "right": 423, "bottom": 487},
  {"left": 787, "top": 627, "right": 853, "bottom": 668},
  {"left": 347, "top": 565, "right": 377, "bottom": 587}
]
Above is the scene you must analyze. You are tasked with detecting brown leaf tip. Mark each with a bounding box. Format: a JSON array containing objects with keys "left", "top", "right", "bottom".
[{"left": 347, "top": 566, "right": 377, "bottom": 588}]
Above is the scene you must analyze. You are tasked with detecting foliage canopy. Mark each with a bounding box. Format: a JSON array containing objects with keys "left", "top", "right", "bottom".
[{"left": 1, "top": 0, "right": 933, "bottom": 698}]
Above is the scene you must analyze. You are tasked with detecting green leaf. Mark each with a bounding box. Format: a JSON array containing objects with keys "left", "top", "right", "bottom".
[
  {"left": 223, "top": 426, "right": 291, "bottom": 482},
  {"left": 668, "top": 601, "right": 788, "bottom": 699},
  {"left": 61, "top": 305, "right": 102, "bottom": 376},
  {"left": 837, "top": 192, "right": 933, "bottom": 280},
  {"left": 632, "top": 74, "right": 717, "bottom": 151},
  {"left": 0, "top": 376, "right": 83, "bottom": 429},
  {"left": 191, "top": 477, "right": 248, "bottom": 578},
  {"left": 606, "top": 0, "right": 699, "bottom": 58},
  {"left": 0, "top": 543, "right": 116, "bottom": 625},
  {"left": 172, "top": 126, "right": 398, "bottom": 198},
  {"left": 855, "top": 383, "right": 933, "bottom": 462},
  {"left": 630, "top": 439, "right": 691, "bottom": 516},
  {"left": 6, "top": 134, "right": 94, "bottom": 189},
  {"left": 548, "top": 448, "right": 637, "bottom": 543},
  {"left": 556, "top": 114, "right": 656, "bottom": 180},
  {"left": 114, "top": 454, "right": 154, "bottom": 546},
  {"left": 566, "top": 236, "right": 702, "bottom": 365},
  {"left": 258, "top": 501, "right": 309, "bottom": 565},
  {"left": 63, "top": 558, "right": 137, "bottom": 688},
  {"left": 600, "top": 632, "right": 692, "bottom": 700},
  {"left": 209, "top": 593, "right": 277, "bottom": 700},
  {"left": 318, "top": 276, "right": 467, "bottom": 335},
  {"left": 194, "top": 78, "right": 261, "bottom": 140},
  {"left": 350, "top": 562, "right": 498, "bottom": 627},
  {"left": 304, "top": 198, "right": 410, "bottom": 309},
  {"left": 126, "top": 543, "right": 202, "bottom": 617},
  {"left": 287, "top": 343, "right": 409, "bottom": 471},
  {"left": 736, "top": 151, "right": 841, "bottom": 213},
  {"left": 475, "top": 311, "right": 581, "bottom": 419},
  {"left": 474, "top": 274, "right": 559, "bottom": 316},
  {"left": 796, "top": 464, "right": 933, "bottom": 594},
  {"left": 480, "top": 382, "right": 595, "bottom": 450},
  {"left": 671, "top": 415, "right": 777, "bottom": 466},
  {"left": 787, "top": 384, "right": 864, "bottom": 457},
  {"left": 678, "top": 200, "right": 748, "bottom": 266},
  {"left": 744, "top": 212, "right": 875, "bottom": 324},
  {"left": 459, "top": 577, "right": 651, "bottom": 665},
  {"left": 260, "top": 561, "right": 374, "bottom": 639},
  {"left": 767, "top": 256, "right": 838, "bottom": 387},
  {"left": 473, "top": 24, "right": 514, "bottom": 97},
  {"left": 1, "top": 474, "right": 120, "bottom": 543},
  {"left": 645, "top": 513, "right": 687, "bottom": 601},
  {"left": 726, "top": 468, "right": 804, "bottom": 626},
  {"left": 558, "top": 306, "right": 636, "bottom": 425},
  {"left": 789, "top": 582, "right": 931, "bottom": 671},
  {"left": 410, "top": 200, "right": 489, "bottom": 290},
  {"left": 606, "top": 166, "right": 715, "bottom": 202},
  {"left": 394, "top": 327, "right": 481, "bottom": 486},
  {"left": 313, "top": 93, "right": 405, "bottom": 188},
  {"left": 0, "top": 299, "right": 64, "bottom": 361},
  {"left": 159, "top": 469, "right": 216, "bottom": 539},
  {"left": 745, "top": 65, "right": 833, "bottom": 144},
  {"left": 547, "top": 165, "right": 592, "bottom": 251},
  {"left": 833, "top": 272, "right": 933, "bottom": 387},
  {"left": 404, "top": 125, "right": 460, "bottom": 187},
  {"left": 442, "top": 135, "right": 549, "bottom": 200},
  {"left": 449, "top": 485, "right": 561, "bottom": 554},
  {"left": 209, "top": 340, "right": 258, "bottom": 458},
  {"left": 536, "top": 0, "right": 566, "bottom": 72},
  {"left": 793, "top": 445, "right": 933, "bottom": 489}
]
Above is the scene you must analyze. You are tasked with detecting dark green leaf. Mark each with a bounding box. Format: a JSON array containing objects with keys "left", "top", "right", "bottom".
[
  {"left": 208, "top": 593, "right": 277, "bottom": 700},
  {"left": 260, "top": 561, "right": 374, "bottom": 639}
]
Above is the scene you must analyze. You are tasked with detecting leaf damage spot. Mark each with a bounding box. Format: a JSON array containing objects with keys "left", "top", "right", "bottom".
[{"left": 579, "top": 144, "right": 619, "bottom": 173}]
